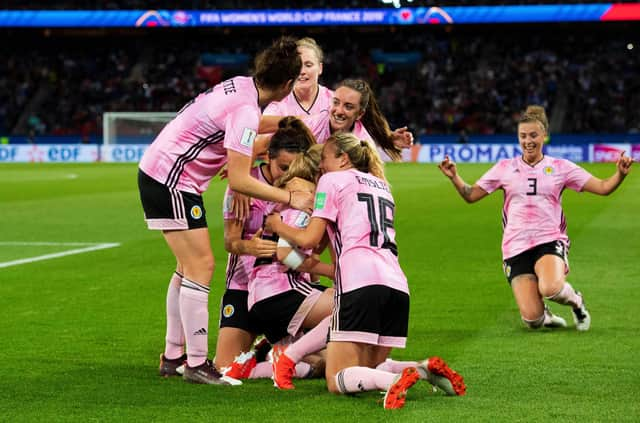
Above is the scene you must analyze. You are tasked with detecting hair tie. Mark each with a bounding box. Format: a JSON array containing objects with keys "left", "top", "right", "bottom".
[{"left": 360, "top": 140, "right": 368, "bottom": 148}]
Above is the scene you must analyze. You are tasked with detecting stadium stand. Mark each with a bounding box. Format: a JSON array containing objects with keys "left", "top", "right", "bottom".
[{"left": 1, "top": 17, "right": 638, "bottom": 138}]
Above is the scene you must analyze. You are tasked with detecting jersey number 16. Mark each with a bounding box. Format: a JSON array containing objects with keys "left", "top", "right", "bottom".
[{"left": 357, "top": 193, "right": 398, "bottom": 256}]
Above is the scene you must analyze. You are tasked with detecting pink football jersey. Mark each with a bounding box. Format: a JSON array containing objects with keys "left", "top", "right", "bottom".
[
  {"left": 263, "top": 85, "right": 333, "bottom": 116},
  {"left": 247, "top": 207, "right": 313, "bottom": 309},
  {"left": 139, "top": 76, "right": 259, "bottom": 194},
  {"left": 302, "top": 110, "right": 374, "bottom": 146},
  {"left": 222, "top": 165, "right": 273, "bottom": 291},
  {"left": 476, "top": 156, "right": 592, "bottom": 260},
  {"left": 312, "top": 169, "right": 408, "bottom": 295}
]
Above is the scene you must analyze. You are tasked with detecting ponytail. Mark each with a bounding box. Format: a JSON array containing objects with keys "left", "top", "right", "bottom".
[
  {"left": 326, "top": 132, "right": 386, "bottom": 182},
  {"left": 268, "top": 116, "right": 317, "bottom": 159},
  {"left": 275, "top": 144, "right": 323, "bottom": 188}
]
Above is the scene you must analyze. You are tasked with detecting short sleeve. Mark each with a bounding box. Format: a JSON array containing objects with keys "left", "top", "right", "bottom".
[
  {"left": 562, "top": 160, "right": 593, "bottom": 192},
  {"left": 312, "top": 173, "right": 339, "bottom": 223},
  {"left": 476, "top": 160, "right": 507, "bottom": 194},
  {"left": 263, "top": 101, "right": 283, "bottom": 116},
  {"left": 223, "top": 104, "right": 259, "bottom": 157},
  {"left": 282, "top": 209, "right": 310, "bottom": 229}
]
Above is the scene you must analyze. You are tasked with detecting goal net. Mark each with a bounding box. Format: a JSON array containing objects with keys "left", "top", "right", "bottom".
[{"left": 102, "top": 112, "right": 175, "bottom": 145}]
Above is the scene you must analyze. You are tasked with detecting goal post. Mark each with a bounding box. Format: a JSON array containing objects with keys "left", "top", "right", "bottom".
[{"left": 102, "top": 112, "right": 175, "bottom": 145}]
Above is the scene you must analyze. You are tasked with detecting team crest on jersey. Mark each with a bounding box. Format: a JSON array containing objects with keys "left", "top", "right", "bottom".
[
  {"left": 190, "top": 205, "right": 203, "bottom": 219},
  {"left": 503, "top": 264, "right": 511, "bottom": 278},
  {"left": 315, "top": 192, "right": 326, "bottom": 210},
  {"left": 240, "top": 128, "right": 257, "bottom": 147},
  {"left": 294, "top": 212, "right": 310, "bottom": 228},
  {"left": 543, "top": 166, "right": 554, "bottom": 175},
  {"left": 222, "top": 304, "right": 235, "bottom": 318}
]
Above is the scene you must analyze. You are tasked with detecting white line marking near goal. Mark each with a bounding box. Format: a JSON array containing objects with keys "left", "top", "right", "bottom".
[{"left": 0, "top": 242, "right": 121, "bottom": 269}]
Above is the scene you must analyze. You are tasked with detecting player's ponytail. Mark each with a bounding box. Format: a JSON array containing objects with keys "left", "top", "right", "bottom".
[
  {"left": 275, "top": 144, "right": 323, "bottom": 188},
  {"left": 254, "top": 36, "right": 301, "bottom": 90},
  {"left": 519, "top": 105, "right": 549, "bottom": 134},
  {"left": 337, "top": 79, "right": 402, "bottom": 162},
  {"left": 327, "top": 132, "right": 386, "bottom": 182},
  {"left": 269, "top": 116, "right": 317, "bottom": 159}
]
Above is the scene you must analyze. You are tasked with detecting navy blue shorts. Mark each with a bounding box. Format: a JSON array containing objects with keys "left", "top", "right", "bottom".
[
  {"left": 503, "top": 240, "right": 568, "bottom": 284},
  {"left": 330, "top": 285, "right": 409, "bottom": 348},
  {"left": 138, "top": 169, "right": 207, "bottom": 230},
  {"left": 219, "top": 289, "right": 261, "bottom": 334}
]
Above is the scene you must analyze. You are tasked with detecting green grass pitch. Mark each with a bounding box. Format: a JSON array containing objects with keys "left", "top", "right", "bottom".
[{"left": 1, "top": 162, "right": 638, "bottom": 422}]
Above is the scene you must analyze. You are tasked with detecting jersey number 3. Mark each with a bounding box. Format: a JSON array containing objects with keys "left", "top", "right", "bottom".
[
  {"left": 357, "top": 193, "right": 398, "bottom": 256},
  {"left": 527, "top": 178, "right": 537, "bottom": 196}
]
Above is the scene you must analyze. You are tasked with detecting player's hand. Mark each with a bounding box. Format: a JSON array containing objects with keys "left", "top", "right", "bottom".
[
  {"left": 289, "top": 190, "right": 313, "bottom": 214},
  {"left": 391, "top": 126, "right": 414, "bottom": 149},
  {"left": 219, "top": 167, "right": 229, "bottom": 180},
  {"left": 616, "top": 151, "right": 634, "bottom": 176},
  {"left": 264, "top": 213, "right": 282, "bottom": 233},
  {"left": 231, "top": 192, "right": 252, "bottom": 221},
  {"left": 438, "top": 155, "right": 458, "bottom": 179},
  {"left": 246, "top": 229, "right": 277, "bottom": 258}
]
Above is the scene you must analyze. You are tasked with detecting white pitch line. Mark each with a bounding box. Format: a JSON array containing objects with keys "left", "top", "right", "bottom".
[
  {"left": 0, "top": 242, "right": 99, "bottom": 247},
  {"left": 0, "top": 243, "right": 120, "bottom": 269}
]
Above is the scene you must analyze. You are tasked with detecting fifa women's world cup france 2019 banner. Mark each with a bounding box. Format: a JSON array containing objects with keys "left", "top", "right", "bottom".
[{"left": 1, "top": 5, "right": 639, "bottom": 28}]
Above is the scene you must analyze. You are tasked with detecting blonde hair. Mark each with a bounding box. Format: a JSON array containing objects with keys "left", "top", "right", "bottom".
[
  {"left": 275, "top": 144, "right": 323, "bottom": 188},
  {"left": 326, "top": 132, "right": 386, "bottom": 181},
  {"left": 519, "top": 105, "right": 549, "bottom": 134},
  {"left": 296, "top": 37, "right": 324, "bottom": 63}
]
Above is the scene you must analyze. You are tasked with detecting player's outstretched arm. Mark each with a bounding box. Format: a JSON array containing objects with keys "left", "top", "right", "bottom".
[
  {"left": 438, "top": 155, "right": 488, "bottom": 203},
  {"left": 582, "top": 151, "right": 634, "bottom": 196}
]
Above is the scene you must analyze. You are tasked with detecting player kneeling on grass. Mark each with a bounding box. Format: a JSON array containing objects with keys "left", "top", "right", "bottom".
[
  {"left": 246, "top": 145, "right": 336, "bottom": 383},
  {"left": 266, "top": 133, "right": 465, "bottom": 409},
  {"left": 214, "top": 117, "right": 319, "bottom": 381},
  {"left": 438, "top": 105, "right": 634, "bottom": 332}
]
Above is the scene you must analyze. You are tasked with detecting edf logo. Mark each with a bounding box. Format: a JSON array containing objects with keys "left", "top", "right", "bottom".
[
  {"left": 48, "top": 146, "right": 80, "bottom": 161},
  {"left": 111, "top": 146, "right": 146, "bottom": 162},
  {"left": 0, "top": 146, "right": 17, "bottom": 161}
]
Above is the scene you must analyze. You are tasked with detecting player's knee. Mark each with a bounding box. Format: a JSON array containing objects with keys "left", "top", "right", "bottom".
[
  {"left": 538, "top": 276, "right": 565, "bottom": 298},
  {"left": 521, "top": 314, "right": 545, "bottom": 329}
]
